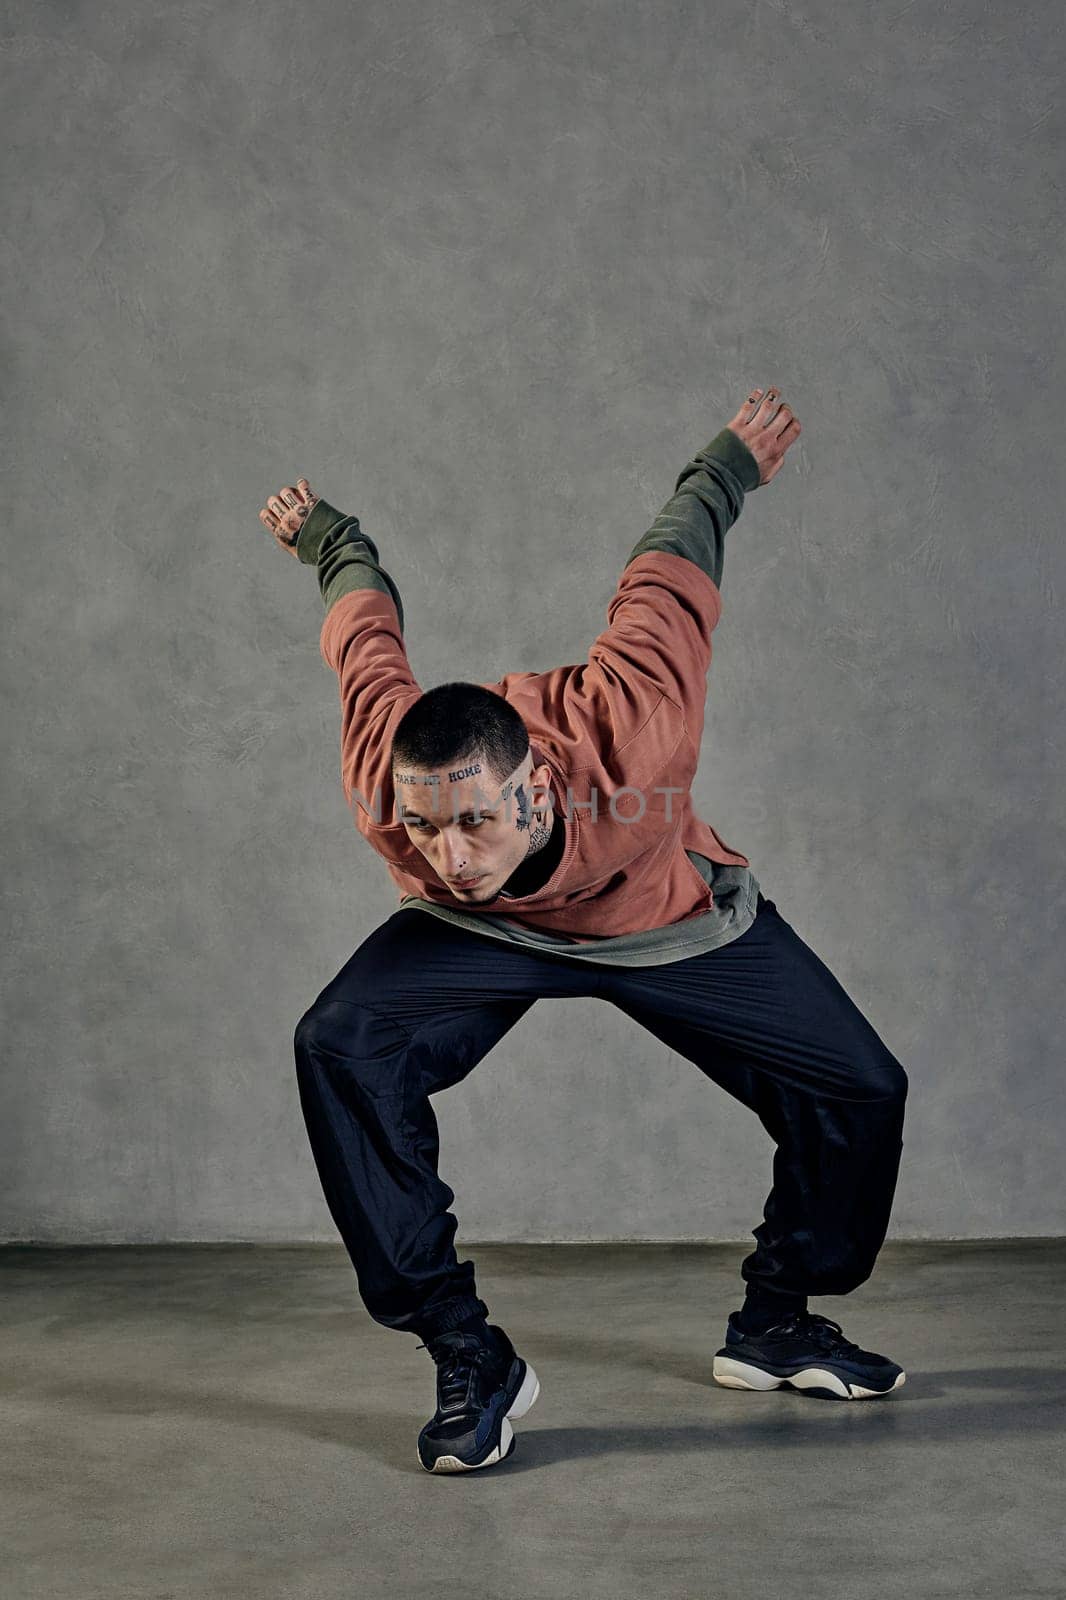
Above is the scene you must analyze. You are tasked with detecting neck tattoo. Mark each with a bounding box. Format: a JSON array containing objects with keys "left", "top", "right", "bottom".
[{"left": 524, "top": 818, "right": 552, "bottom": 857}]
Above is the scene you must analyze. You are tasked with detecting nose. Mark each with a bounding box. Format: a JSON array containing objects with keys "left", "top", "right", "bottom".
[{"left": 437, "top": 836, "right": 470, "bottom": 876}]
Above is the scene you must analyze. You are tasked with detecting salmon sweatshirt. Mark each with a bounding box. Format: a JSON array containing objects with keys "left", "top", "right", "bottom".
[{"left": 296, "top": 425, "right": 765, "bottom": 968}]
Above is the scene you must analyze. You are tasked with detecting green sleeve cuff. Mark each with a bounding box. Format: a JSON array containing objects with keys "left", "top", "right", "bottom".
[
  {"left": 624, "top": 424, "right": 759, "bottom": 591},
  {"left": 698, "top": 427, "right": 761, "bottom": 494},
  {"left": 320, "top": 556, "right": 406, "bottom": 632},
  {"left": 296, "top": 496, "right": 347, "bottom": 565},
  {"left": 295, "top": 495, "right": 407, "bottom": 632}
]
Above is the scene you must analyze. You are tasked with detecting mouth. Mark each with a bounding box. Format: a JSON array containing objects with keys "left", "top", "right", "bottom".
[{"left": 450, "top": 876, "right": 483, "bottom": 890}]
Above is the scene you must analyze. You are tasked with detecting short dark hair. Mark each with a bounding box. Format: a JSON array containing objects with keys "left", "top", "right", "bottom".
[{"left": 390, "top": 682, "right": 531, "bottom": 787}]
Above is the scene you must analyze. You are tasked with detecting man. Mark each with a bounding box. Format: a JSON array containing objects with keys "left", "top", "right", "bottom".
[{"left": 259, "top": 385, "right": 909, "bottom": 1475}]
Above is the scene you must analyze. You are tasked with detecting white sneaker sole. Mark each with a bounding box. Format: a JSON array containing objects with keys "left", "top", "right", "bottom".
[
  {"left": 713, "top": 1355, "right": 905, "bottom": 1400},
  {"left": 422, "top": 1360, "right": 541, "bottom": 1473}
]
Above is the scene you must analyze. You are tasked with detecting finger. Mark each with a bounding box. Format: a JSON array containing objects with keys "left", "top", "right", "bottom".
[
  {"left": 279, "top": 484, "right": 302, "bottom": 509},
  {"left": 741, "top": 386, "right": 764, "bottom": 425},
  {"left": 296, "top": 477, "right": 314, "bottom": 500},
  {"left": 756, "top": 387, "right": 782, "bottom": 425},
  {"left": 731, "top": 387, "right": 763, "bottom": 426},
  {"left": 263, "top": 499, "right": 304, "bottom": 539},
  {"left": 779, "top": 414, "right": 801, "bottom": 440},
  {"left": 771, "top": 403, "right": 795, "bottom": 436},
  {"left": 265, "top": 492, "right": 307, "bottom": 531}
]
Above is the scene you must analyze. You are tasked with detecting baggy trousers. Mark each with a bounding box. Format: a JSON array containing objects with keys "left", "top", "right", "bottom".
[{"left": 293, "top": 893, "right": 908, "bottom": 1340}]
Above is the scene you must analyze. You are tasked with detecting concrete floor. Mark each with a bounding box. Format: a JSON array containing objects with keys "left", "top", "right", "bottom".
[{"left": 2, "top": 1240, "right": 1063, "bottom": 1600}]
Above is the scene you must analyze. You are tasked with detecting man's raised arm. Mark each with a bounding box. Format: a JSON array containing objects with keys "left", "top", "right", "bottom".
[
  {"left": 258, "top": 480, "right": 422, "bottom": 836},
  {"left": 626, "top": 385, "right": 799, "bottom": 590},
  {"left": 580, "top": 385, "right": 801, "bottom": 765}
]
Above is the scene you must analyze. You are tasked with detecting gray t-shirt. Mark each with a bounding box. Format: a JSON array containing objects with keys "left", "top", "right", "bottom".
[{"left": 394, "top": 854, "right": 761, "bottom": 968}]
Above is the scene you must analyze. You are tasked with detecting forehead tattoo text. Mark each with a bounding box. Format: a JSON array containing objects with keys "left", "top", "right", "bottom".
[
  {"left": 394, "top": 763, "right": 541, "bottom": 828},
  {"left": 394, "top": 762, "right": 485, "bottom": 786}
]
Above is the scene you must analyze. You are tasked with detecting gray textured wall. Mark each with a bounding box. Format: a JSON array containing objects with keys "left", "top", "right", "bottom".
[{"left": 2, "top": 0, "right": 1062, "bottom": 1245}]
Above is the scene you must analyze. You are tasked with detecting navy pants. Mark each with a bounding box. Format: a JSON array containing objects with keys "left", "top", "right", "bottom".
[{"left": 293, "top": 894, "right": 908, "bottom": 1340}]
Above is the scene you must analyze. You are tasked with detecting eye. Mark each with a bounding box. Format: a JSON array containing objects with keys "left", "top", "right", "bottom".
[{"left": 405, "top": 817, "right": 486, "bottom": 832}]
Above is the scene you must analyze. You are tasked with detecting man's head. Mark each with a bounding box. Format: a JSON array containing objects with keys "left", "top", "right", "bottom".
[{"left": 391, "top": 683, "right": 555, "bottom": 903}]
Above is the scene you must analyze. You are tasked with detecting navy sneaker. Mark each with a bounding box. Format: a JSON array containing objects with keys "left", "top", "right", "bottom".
[
  {"left": 415, "top": 1323, "right": 540, "bottom": 1473},
  {"left": 712, "top": 1309, "right": 906, "bottom": 1401}
]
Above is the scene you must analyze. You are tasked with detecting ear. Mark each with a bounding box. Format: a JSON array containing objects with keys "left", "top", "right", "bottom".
[{"left": 530, "top": 761, "right": 554, "bottom": 816}]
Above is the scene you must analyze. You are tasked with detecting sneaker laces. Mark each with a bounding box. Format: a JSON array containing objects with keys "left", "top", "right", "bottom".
[
  {"left": 766, "top": 1310, "right": 864, "bottom": 1356},
  {"left": 416, "top": 1333, "right": 498, "bottom": 1410}
]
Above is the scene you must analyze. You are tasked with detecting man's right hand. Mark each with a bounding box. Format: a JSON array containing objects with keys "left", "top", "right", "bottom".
[
  {"left": 725, "top": 386, "right": 801, "bottom": 486},
  {"left": 258, "top": 478, "right": 321, "bottom": 558}
]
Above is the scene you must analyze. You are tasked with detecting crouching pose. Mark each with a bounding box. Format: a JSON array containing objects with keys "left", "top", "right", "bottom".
[{"left": 259, "top": 384, "right": 908, "bottom": 1474}]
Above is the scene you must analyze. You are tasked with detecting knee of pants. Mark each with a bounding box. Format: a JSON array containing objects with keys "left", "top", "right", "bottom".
[
  {"left": 857, "top": 1047, "right": 909, "bottom": 1108},
  {"left": 294, "top": 998, "right": 412, "bottom": 1100}
]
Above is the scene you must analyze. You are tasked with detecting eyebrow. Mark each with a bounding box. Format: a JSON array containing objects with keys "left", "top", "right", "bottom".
[{"left": 400, "top": 806, "right": 498, "bottom": 822}]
